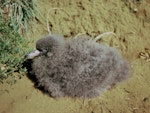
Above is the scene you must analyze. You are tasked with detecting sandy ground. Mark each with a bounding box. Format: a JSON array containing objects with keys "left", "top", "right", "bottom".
[{"left": 0, "top": 0, "right": 150, "bottom": 113}]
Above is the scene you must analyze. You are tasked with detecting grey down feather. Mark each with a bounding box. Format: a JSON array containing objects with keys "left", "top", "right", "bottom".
[{"left": 26, "top": 34, "right": 130, "bottom": 98}]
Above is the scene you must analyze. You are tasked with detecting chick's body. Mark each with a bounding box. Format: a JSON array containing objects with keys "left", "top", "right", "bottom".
[{"left": 31, "top": 35, "right": 130, "bottom": 98}]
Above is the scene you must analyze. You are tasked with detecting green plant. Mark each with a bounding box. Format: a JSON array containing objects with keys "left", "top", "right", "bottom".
[
  {"left": 0, "top": 15, "right": 31, "bottom": 84},
  {"left": 0, "top": 0, "right": 37, "bottom": 33}
]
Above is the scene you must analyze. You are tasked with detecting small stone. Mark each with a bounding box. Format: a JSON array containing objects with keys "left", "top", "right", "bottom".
[
  {"left": 143, "top": 97, "right": 149, "bottom": 102},
  {"left": 133, "top": 8, "right": 138, "bottom": 13}
]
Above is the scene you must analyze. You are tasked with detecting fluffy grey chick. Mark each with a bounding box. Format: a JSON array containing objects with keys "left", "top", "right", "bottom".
[{"left": 26, "top": 34, "right": 130, "bottom": 98}]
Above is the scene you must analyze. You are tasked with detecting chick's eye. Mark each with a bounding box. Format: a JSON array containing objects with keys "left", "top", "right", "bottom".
[{"left": 45, "top": 47, "right": 50, "bottom": 52}]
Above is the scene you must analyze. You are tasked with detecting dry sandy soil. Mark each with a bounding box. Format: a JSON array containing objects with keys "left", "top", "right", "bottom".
[{"left": 0, "top": 0, "right": 150, "bottom": 113}]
